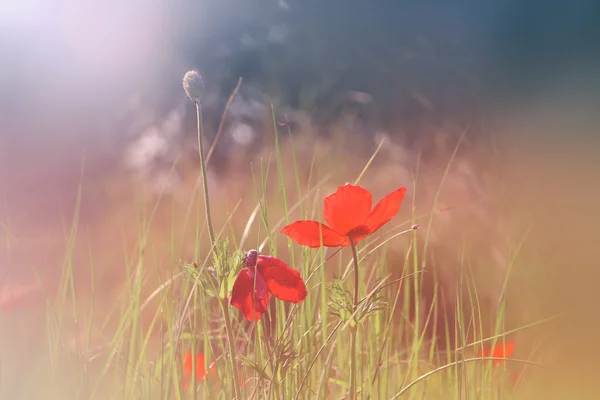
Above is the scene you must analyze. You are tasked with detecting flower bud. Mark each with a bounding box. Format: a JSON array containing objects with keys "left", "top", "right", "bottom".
[
  {"left": 243, "top": 249, "right": 259, "bottom": 268},
  {"left": 183, "top": 70, "right": 206, "bottom": 103}
]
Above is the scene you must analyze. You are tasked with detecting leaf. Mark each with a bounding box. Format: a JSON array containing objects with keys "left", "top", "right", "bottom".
[
  {"left": 182, "top": 262, "right": 218, "bottom": 298},
  {"left": 357, "top": 293, "right": 387, "bottom": 324},
  {"left": 238, "top": 356, "right": 272, "bottom": 381},
  {"left": 327, "top": 277, "right": 354, "bottom": 322}
]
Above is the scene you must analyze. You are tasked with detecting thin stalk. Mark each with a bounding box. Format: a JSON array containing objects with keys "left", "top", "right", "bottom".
[
  {"left": 349, "top": 237, "right": 360, "bottom": 400},
  {"left": 195, "top": 102, "right": 216, "bottom": 245},
  {"left": 221, "top": 298, "right": 242, "bottom": 399},
  {"left": 194, "top": 101, "right": 241, "bottom": 398},
  {"left": 350, "top": 331, "right": 357, "bottom": 398},
  {"left": 350, "top": 239, "right": 360, "bottom": 308}
]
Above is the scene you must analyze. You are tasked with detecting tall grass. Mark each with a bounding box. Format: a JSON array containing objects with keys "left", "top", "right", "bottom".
[{"left": 0, "top": 79, "right": 563, "bottom": 400}]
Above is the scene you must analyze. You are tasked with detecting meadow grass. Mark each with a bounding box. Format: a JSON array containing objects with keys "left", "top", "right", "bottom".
[{"left": 0, "top": 90, "right": 566, "bottom": 400}]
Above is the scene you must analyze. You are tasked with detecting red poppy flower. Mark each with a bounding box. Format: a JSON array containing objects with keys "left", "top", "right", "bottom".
[
  {"left": 477, "top": 340, "right": 516, "bottom": 366},
  {"left": 230, "top": 249, "right": 307, "bottom": 321},
  {"left": 182, "top": 351, "right": 216, "bottom": 390},
  {"left": 281, "top": 184, "right": 407, "bottom": 248}
]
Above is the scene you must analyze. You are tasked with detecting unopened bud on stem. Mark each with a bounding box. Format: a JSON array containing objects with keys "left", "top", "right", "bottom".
[{"left": 183, "top": 70, "right": 206, "bottom": 103}]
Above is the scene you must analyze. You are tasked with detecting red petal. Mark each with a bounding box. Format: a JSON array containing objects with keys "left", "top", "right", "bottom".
[
  {"left": 492, "top": 340, "right": 516, "bottom": 365},
  {"left": 230, "top": 268, "right": 269, "bottom": 321},
  {"left": 257, "top": 255, "right": 308, "bottom": 303},
  {"left": 323, "top": 184, "right": 372, "bottom": 235},
  {"left": 364, "top": 187, "right": 407, "bottom": 235},
  {"left": 0, "top": 282, "right": 43, "bottom": 311},
  {"left": 183, "top": 351, "right": 194, "bottom": 376},
  {"left": 182, "top": 352, "right": 216, "bottom": 390},
  {"left": 281, "top": 220, "right": 349, "bottom": 248},
  {"left": 183, "top": 352, "right": 207, "bottom": 378},
  {"left": 477, "top": 340, "right": 516, "bottom": 366}
]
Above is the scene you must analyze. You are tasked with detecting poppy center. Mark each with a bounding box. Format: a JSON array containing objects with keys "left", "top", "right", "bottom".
[
  {"left": 243, "top": 249, "right": 259, "bottom": 268},
  {"left": 346, "top": 225, "right": 371, "bottom": 238}
]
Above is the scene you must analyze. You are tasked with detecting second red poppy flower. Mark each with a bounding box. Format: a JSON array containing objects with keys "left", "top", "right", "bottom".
[
  {"left": 281, "top": 183, "right": 407, "bottom": 248},
  {"left": 230, "top": 250, "right": 307, "bottom": 321}
]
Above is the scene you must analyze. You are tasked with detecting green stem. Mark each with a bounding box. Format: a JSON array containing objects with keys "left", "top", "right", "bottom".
[
  {"left": 195, "top": 102, "right": 216, "bottom": 245},
  {"left": 222, "top": 298, "right": 243, "bottom": 399},
  {"left": 350, "top": 239, "right": 360, "bottom": 308},
  {"left": 350, "top": 328, "right": 357, "bottom": 399},
  {"left": 349, "top": 237, "right": 360, "bottom": 399},
  {"left": 195, "top": 102, "right": 241, "bottom": 398}
]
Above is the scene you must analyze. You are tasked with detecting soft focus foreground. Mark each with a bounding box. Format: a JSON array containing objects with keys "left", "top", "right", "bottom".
[
  {"left": 2, "top": 2, "right": 600, "bottom": 399},
  {"left": 1, "top": 98, "right": 599, "bottom": 399}
]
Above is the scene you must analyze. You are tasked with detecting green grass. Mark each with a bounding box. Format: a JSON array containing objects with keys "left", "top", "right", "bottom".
[{"left": 0, "top": 93, "right": 567, "bottom": 400}]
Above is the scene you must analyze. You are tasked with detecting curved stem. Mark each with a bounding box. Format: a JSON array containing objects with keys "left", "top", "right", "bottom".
[
  {"left": 195, "top": 102, "right": 241, "bottom": 398},
  {"left": 350, "top": 239, "right": 360, "bottom": 308},
  {"left": 349, "top": 237, "right": 360, "bottom": 399},
  {"left": 196, "top": 102, "right": 216, "bottom": 245}
]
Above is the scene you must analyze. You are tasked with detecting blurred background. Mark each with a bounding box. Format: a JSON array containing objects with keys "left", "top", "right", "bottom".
[{"left": 1, "top": 0, "right": 600, "bottom": 397}]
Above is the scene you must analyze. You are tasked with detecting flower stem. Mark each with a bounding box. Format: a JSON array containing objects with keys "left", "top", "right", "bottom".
[
  {"left": 350, "top": 239, "right": 360, "bottom": 308},
  {"left": 195, "top": 102, "right": 241, "bottom": 397},
  {"left": 222, "top": 297, "right": 242, "bottom": 399},
  {"left": 195, "top": 102, "right": 216, "bottom": 246},
  {"left": 349, "top": 237, "right": 360, "bottom": 399}
]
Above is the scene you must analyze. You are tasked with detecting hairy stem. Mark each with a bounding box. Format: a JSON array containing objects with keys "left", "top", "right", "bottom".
[
  {"left": 350, "top": 239, "right": 360, "bottom": 308},
  {"left": 350, "top": 328, "right": 357, "bottom": 399},
  {"left": 195, "top": 102, "right": 241, "bottom": 398},
  {"left": 349, "top": 237, "right": 360, "bottom": 399},
  {"left": 222, "top": 298, "right": 243, "bottom": 399},
  {"left": 195, "top": 102, "right": 216, "bottom": 245}
]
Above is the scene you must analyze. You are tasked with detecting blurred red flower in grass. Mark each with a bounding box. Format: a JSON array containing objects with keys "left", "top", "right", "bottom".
[
  {"left": 182, "top": 351, "right": 216, "bottom": 390},
  {"left": 0, "top": 282, "right": 43, "bottom": 311},
  {"left": 477, "top": 340, "right": 516, "bottom": 366},
  {"left": 230, "top": 249, "right": 307, "bottom": 321},
  {"left": 281, "top": 184, "right": 407, "bottom": 248}
]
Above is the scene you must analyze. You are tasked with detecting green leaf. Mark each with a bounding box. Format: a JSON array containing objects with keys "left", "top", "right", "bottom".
[{"left": 238, "top": 356, "right": 272, "bottom": 381}]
